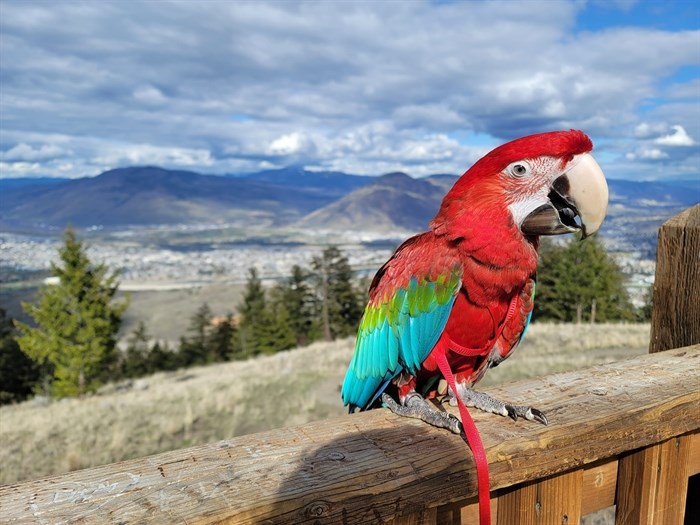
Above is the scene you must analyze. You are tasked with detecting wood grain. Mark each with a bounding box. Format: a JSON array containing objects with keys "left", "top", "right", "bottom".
[
  {"left": 496, "top": 469, "right": 583, "bottom": 525},
  {"left": 581, "top": 459, "right": 618, "bottom": 515},
  {"left": 1, "top": 346, "right": 699, "bottom": 524},
  {"left": 615, "top": 434, "right": 691, "bottom": 525},
  {"left": 650, "top": 204, "right": 700, "bottom": 353}
]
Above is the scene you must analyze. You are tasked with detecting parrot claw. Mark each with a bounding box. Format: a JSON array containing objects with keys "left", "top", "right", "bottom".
[
  {"left": 527, "top": 407, "right": 548, "bottom": 426},
  {"left": 505, "top": 404, "right": 548, "bottom": 425},
  {"left": 382, "top": 392, "right": 463, "bottom": 435},
  {"left": 452, "top": 384, "right": 548, "bottom": 425}
]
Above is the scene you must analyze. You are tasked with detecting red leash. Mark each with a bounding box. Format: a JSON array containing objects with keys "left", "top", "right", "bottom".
[
  {"left": 431, "top": 295, "right": 518, "bottom": 525},
  {"left": 435, "top": 350, "right": 491, "bottom": 525}
]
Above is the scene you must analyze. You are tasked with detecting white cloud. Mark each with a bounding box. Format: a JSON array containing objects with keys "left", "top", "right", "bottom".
[
  {"left": 654, "top": 125, "right": 696, "bottom": 146},
  {"left": 0, "top": 0, "right": 697, "bottom": 179},
  {"left": 1, "top": 143, "right": 68, "bottom": 161},
  {"left": 267, "top": 132, "right": 315, "bottom": 156},
  {"left": 94, "top": 144, "right": 215, "bottom": 167},
  {"left": 132, "top": 85, "right": 167, "bottom": 106},
  {"left": 634, "top": 122, "right": 668, "bottom": 139},
  {"left": 639, "top": 148, "right": 669, "bottom": 160}
]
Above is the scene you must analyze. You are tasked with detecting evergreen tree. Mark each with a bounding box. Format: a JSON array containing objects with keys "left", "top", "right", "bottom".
[
  {"left": 257, "top": 288, "right": 297, "bottom": 354},
  {"left": 119, "top": 321, "right": 152, "bottom": 378},
  {"left": 238, "top": 268, "right": 268, "bottom": 356},
  {"left": 147, "top": 340, "right": 179, "bottom": 372},
  {"left": 16, "top": 228, "right": 128, "bottom": 398},
  {"left": 178, "top": 303, "right": 213, "bottom": 366},
  {"left": 312, "top": 246, "right": 363, "bottom": 340},
  {"left": 534, "top": 236, "right": 636, "bottom": 323},
  {"left": 0, "top": 308, "right": 40, "bottom": 404},
  {"left": 277, "top": 265, "right": 318, "bottom": 346},
  {"left": 207, "top": 314, "right": 239, "bottom": 362}
]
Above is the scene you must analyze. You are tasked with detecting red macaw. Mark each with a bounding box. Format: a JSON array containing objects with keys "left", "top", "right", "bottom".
[{"left": 341, "top": 130, "right": 608, "bottom": 525}]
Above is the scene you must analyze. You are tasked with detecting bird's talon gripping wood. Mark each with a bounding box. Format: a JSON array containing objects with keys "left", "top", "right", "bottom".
[
  {"left": 381, "top": 393, "right": 463, "bottom": 434},
  {"left": 342, "top": 130, "right": 608, "bottom": 525}
]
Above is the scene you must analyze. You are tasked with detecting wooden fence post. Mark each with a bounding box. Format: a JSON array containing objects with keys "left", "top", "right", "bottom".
[
  {"left": 615, "top": 435, "right": 692, "bottom": 525},
  {"left": 649, "top": 204, "right": 700, "bottom": 353}
]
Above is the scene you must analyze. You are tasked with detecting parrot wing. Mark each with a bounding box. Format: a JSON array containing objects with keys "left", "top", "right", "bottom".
[{"left": 341, "top": 254, "right": 461, "bottom": 411}]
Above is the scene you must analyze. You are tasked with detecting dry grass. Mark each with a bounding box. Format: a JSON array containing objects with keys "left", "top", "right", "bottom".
[{"left": 0, "top": 323, "right": 649, "bottom": 485}]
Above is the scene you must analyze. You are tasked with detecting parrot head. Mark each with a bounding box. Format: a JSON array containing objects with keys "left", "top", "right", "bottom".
[{"left": 432, "top": 130, "right": 608, "bottom": 241}]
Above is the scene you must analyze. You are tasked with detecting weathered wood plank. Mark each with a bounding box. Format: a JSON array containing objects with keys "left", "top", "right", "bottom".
[
  {"left": 689, "top": 431, "right": 700, "bottom": 476},
  {"left": 615, "top": 434, "right": 691, "bottom": 525},
  {"left": 2, "top": 346, "right": 699, "bottom": 524},
  {"left": 581, "top": 458, "right": 617, "bottom": 515},
  {"left": 462, "top": 459, "right": 619, "bottom": 523},
  {"left": 496, "top": 468, "right": 582, "bottom": 525},
  {"left": 615, "top": 442, "right": 660, "bottom": 525},
  {"left": 650, "top": 204, "right": 700, "bottom": 353}
]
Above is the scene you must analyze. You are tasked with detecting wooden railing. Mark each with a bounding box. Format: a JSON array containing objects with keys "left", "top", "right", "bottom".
[
  {"left": 1, "top": 347, "right": 698, "bottom": 524},
  {"left": 2, "top": 205, "right": 699, "bottom": 525}
]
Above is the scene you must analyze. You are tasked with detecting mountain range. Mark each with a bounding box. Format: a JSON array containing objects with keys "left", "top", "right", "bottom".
[{"left": 1, "top": 167, "right": 698, "bottom": 245}]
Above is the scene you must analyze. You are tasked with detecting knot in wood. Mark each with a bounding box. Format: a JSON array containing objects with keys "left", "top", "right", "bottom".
[{"left": 305, "top": 500, "right": 330, "bottom": 518}]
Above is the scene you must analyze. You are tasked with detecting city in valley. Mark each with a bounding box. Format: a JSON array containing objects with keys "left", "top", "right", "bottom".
[{"left": 1, "top": 220, "right": 658, "bottom": 325}]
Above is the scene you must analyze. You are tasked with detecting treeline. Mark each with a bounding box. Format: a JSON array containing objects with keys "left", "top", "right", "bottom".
[
  {"left": 115, "top": 247, "right": 368, "bottom": 378},
  {"left": 0, "top": 228, "right": 650, "bottom": 405},
  {"left": 0, "top": 230, "right": 367, "bottom": 403}
]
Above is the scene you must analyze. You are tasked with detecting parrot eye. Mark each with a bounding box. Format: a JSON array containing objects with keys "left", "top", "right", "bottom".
[{"left": 508, "top": 161, "right": 531, "bottom": 178}]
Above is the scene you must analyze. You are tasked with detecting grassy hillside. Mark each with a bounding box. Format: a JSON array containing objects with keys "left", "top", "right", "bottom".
[{"left": 0, "top": 323, "right": 649, "bottom": 485}]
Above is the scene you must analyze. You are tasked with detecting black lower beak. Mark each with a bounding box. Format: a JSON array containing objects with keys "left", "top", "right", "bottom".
[{"left": 521, "top": 178, "right": 581, "bottom": 236}]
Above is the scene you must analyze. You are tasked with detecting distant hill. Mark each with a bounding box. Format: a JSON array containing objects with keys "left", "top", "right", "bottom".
[
  {"left": 296, "top": 172, "right": 449, "bottom": 232},
  {"left": 294, "top": 175, "right": 698, "bottom": 256},
  {"left": 1, "top": 166, "right": 696, "bottom": 242},
  {"left": 0, "top": 166, "right": 370, "bottom": 229}
]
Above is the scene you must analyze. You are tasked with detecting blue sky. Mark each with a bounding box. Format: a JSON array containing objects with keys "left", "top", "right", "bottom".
[{"left": 0, "top": 0, "right": 698, "bottom": 181}]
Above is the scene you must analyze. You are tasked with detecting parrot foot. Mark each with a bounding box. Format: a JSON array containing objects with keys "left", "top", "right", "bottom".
[
  {"left": 447, "top": 385, "right": 548, "bottom": 426},
  {"left": 381, "top": 393, "right": 462, "bottom": 434}
]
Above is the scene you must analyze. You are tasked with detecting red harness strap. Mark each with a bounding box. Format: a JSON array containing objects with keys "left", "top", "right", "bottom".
[{"left": 445, "top": 293, "right": 520, "bottom": 358}]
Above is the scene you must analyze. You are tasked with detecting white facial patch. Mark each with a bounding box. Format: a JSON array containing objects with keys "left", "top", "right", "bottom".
[{"left": 505, "top": 155, "right": 570, "bottom": 227}]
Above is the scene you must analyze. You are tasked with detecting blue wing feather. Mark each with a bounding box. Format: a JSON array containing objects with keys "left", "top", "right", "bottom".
[{"left": 341, "top": 271, "right": 461, "bottom": 410}]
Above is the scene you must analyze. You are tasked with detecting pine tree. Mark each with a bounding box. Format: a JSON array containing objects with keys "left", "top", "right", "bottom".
[
  {"left": 257, "top": 287, "right": 297, "bottom": 354},
  {"left": 16, "top": 228, "right": 128, "bottom": 398},
  {"left": 312, "top": 246, "right": 363, "bottom": 340},
  {"left": 534, "top": 236, "right": 636, "bottom": 323},
  {"left": 178, "top": 303, "right": 213, "bottom": 366},
  {"left": 120, "top": 321, "right": 152, "bottom": 379},
  {"left": 0, "top": 308, "right": 40, "bottom": 404},
  {"left": 147, "top": 340, "right": 179, "bottom": 372},
  {"left": 277, "top": 265, "right": 318, "bottom": 346},
  {"left": 207, "top": 314, "right": 239, "bottom": 362},
  {"left": 238, "top": 267, "right": 268, "bottom": 356}
]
